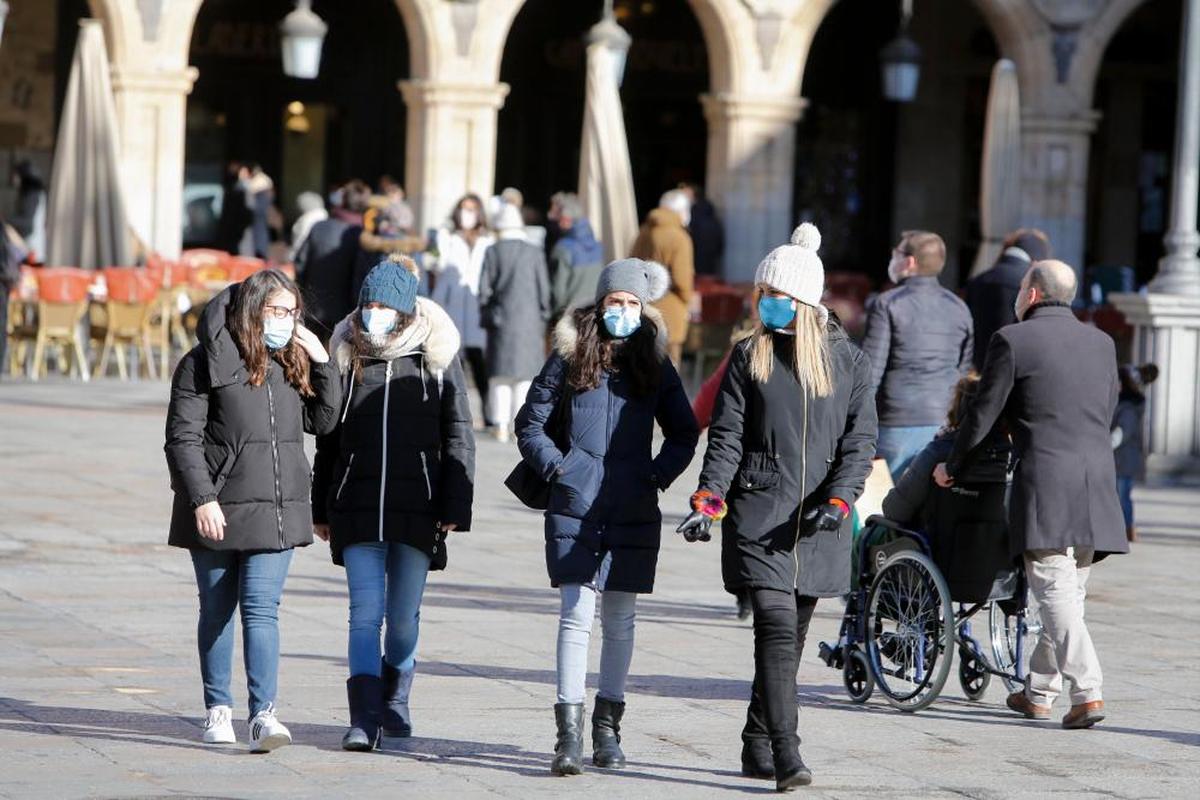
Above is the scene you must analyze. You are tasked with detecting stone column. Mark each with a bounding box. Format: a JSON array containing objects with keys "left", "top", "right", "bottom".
[
  {"left": 1109, "top": 0, "right": 1200, "bottom": 478},
  {"left": 1151, "top": 0, "right": 1200, "bottom": 295},
  {"left": 108, "top": 66, "right": 197, "bottom": 259},
  {"left": 701, "top": 93, "right": 806, "bottom": 284},
  {"left": 1018, "top": 112, "right": 1100, "bottom": 276},
  {"left": 399, "top": 80, "right": 509, "bottom": 234}
]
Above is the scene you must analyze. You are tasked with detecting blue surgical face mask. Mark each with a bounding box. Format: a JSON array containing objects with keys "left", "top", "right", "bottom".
[
  {"left": 758, "top": 295, "right": 797, "bottom": 330},
  {"left": 362, "top": 307, "right": 398, "bottom": 335},
  {"left": 263, "top": 317, "right": 294, "bottom": 350},
  {"left": 603, "top": 305, "right": 642, "bottom": 338}
]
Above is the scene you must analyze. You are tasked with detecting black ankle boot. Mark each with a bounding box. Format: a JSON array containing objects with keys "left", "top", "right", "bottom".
[
  {"left": 741, "top": 740, "right": 774, "bottom": 779},
  {"left": 772, "top": 741, "right": 813, "bottom": 792},
  {"left": 341, "top": 675, "right": 383, "bottom": 752},
  {"left": 591, "top": 697, "right": 626, "bottom": 768},
  {"left": 550, "top": 703, "right": 585, "bottom": 775},
  {"left": 380, "top": 659, "right": 413, "bottom": 737}
]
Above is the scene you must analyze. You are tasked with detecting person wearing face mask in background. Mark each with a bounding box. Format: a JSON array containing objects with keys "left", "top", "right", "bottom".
[
  {"left": 165, "top": 269, "right": 341, "bottom": 752},
  {"left": 514, "top": 258, "right": 698, "bottom": 777},
  {"left": 311, "top": 254, "right": 476, "bottom": 751},
  {"left": 678, "top": 224, "right": 876, "bottom": 791},
  {"left": 431, "top": 194, "right": 496, "bottom": 427},
  {"left": 861, "top": 230, "right": 973, "bottom": 479},
  {"left": 630, "top": 190, "right": 696, "bottom": 365}
]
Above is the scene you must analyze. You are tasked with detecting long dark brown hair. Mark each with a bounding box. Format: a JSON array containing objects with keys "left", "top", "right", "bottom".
[
  {"left": 566, "top": 304, "right": 661, "bottom": 397},
  {"left": 228, "top": 269, "right": 314, "bottom": 397}
]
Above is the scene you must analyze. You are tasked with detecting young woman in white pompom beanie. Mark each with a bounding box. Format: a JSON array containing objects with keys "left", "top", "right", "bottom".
[{"left": 678, "top": 223, "right": 878, "bottom": 790}]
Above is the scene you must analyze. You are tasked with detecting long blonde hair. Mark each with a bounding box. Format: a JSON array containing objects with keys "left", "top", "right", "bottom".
[{"left": 747, "top": 290, "right": 834, "bottom": 397}]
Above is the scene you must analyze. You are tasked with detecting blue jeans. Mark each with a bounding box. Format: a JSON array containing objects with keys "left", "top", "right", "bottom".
[
  {"left": 877, "top": 425, "right": 941, "bottom": 480},
  {"left": 190, "top": 548, "right": 294, "bottom": 718},
  {"left": 556, "top": 584, "right": 637, "bottom": 704},
  {"left": 343, "top": 542, "right": 432, "bottom": 677},
  {"left": 1116, "top": 477, "right": 1135, "bottom": 528}
]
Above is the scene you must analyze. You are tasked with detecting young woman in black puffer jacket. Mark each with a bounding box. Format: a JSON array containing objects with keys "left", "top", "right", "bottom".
[
  {"left": 311, "top": 254, "right": 475, "bottom": 752},
  {"left": 166, "top": 269, "right": 342, "bottom": 752},
  {"left": 679, "top": 225, "right": 877, "bottom": 791}
]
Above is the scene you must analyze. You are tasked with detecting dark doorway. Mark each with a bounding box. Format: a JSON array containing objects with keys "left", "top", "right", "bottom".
[{"left": 495, "top": 0, "right": 709, "bottom": 224}]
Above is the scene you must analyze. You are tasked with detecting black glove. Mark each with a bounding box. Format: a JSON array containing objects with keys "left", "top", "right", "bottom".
[
  {"left": 676, "top": 510, "right": 713, "bottom": 543},
  {"left": 803, "top": 502, "right": 845, "bottom": 534}
]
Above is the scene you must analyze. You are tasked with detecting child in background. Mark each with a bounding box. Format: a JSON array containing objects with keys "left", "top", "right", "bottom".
[{"left": 1112, "top": 363, "right": 1159, "bottom": 542}]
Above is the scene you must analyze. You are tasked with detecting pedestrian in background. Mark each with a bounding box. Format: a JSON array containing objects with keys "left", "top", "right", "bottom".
[
  {"left": 515, "top": 258, "right": 698, "bottom": 777},
  {"left": 312, "top": 255, "right": 475, "bottom": 752},
  {"left": 1112, "top": 362, "right": 1158, "bottom": 542},
  {"left": 936, "top": 259, "right": 1129, "bottom": 730},
  {"left": 377, "top": 175, "right": 416, "bottom": 235},
  {"left": 680, "top": 182, "right": 725, "bottom": 277},
  {"left": 164, "top": 270, "right": 341, "bottom": 752},
  {"left": 679, "top": 223, "right": 876, "bottom": 792},
  {"left": 479, "top": 203, "right": 551, "bottom": 443},
  {"left": 631, "top": 189, "right": 695, "bottom": 364},
  {"left": 966, "top": 228, "right": 1051, "bottom": 371},
  {"left": 549, "top": 193, "right": 605, "bottom": 318},
  {"left": 863, "top": 230, "right": 973, "bottom": 478},
  {"left": 9, "top": 159, "right": 46, "bottom": 261},
  {"left": 289, "top": 191, "right": 327, "bottom": 260},
  {"left": 431, "top": 194, "right": 495, "bottom": 426},
  {"left": 296, "top": 180, "right": 371, "bottom": 343},
  {"left": 237, "top": 164, "right": 275, "bottom": 259}
]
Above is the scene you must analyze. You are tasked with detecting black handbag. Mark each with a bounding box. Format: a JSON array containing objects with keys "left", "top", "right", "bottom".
[{"left": 504, "top": 385, "right": 572, "bottom": 510}]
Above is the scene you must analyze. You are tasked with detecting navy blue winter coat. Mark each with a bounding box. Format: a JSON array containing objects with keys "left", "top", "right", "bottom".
[{"left": 515, "top": 306, "right": 700, "bottom": 593}]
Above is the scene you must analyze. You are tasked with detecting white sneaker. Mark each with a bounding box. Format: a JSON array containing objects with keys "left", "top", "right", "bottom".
[
  {"left": 495, "top": 426, "right": 511, "bottom": 444},
  {"left": 202, "top": 705, "right": 236, "bottom": 744},
  {"left": 248, "top": 705, "right": 292, "bottom": 753}
]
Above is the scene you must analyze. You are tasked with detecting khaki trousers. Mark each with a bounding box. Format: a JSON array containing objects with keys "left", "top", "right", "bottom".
[{"left": 1024, "top": 547, "right": 1103, "bottom": 706}]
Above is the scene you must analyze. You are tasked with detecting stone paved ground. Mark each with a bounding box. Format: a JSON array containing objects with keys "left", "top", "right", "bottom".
[{"left": 0, "top": 379, "right": 1197, "bottom": 800}]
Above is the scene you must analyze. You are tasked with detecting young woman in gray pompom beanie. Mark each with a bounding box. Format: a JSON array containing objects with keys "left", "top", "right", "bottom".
[
  {"left": 514, "top": 257, "right": 700, "bottom": 776},
  {"left": 678, "top": 223, "right": 879, "bottom": 791}
]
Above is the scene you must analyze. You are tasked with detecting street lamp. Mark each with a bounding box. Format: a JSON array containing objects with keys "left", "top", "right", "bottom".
[
  {"left": 880, "top": 0, "right": 921, "bottom": 102},
  {"left": 0, "top": 2, "right": 10, "bottom": 52},
  {"left": 588, "top": 0, "right": 633, "bottom": 88},
  {"left": 279, "top": 0, "right": 327, "bottom": 80}
]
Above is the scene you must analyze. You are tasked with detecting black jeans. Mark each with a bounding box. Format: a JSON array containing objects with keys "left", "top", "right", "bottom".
[
  {"left": 743, "top": 589, "right": 819, "bottom": 751},
  {"left": 462, "top": 346, "right": 490, "bottom": 425}
]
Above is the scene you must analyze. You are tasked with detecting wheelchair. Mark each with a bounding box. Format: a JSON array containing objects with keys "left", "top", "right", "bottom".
[{"left": 818, "top": 440, "right": 1042, "bottom": 712}]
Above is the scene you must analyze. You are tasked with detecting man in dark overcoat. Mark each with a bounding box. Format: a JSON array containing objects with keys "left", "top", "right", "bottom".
[{"left": 935, "top": 259, "right": 1128, "bottom": 730}]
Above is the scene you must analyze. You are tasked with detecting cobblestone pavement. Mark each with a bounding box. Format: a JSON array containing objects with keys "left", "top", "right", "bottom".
[{"left": 1, "top": 379, "right": 1197, "bottom": 799}]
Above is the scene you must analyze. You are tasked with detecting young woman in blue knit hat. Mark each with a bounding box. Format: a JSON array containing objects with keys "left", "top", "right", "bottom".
[
  {"left": 311, "top": 253, "right": 476, "bottom": 751},
  {"left": 514, "top": 258, "right": 699, "bottom": 776}
]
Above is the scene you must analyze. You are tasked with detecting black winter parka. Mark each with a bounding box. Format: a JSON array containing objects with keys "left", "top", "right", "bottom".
[
  {"left": 165, "top": 285, "right": 343, "bottom": 552},
  {"left": 698, "top": 323, "right": 877, "bottom": 597}
]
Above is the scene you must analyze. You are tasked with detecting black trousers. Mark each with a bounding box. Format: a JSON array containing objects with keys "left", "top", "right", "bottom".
[
  {"left": 461, "top": 346, "right": 490, "bottom": 425},
  {"left": 743, "top": 589, "right": 819, "bottom": 750}
]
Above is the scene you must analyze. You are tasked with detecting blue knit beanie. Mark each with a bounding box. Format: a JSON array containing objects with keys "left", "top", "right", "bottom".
[{"left": 359, "top": 255, "right": 419, "bottom": 314}]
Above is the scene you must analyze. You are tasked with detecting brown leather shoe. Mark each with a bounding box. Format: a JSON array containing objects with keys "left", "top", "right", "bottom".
[
  {"left": 1062, "top": 700, "right": 1105, "bottom": 729},
  {"left": 1006, "top": 691, "right": 1051, "bottom": 720}
]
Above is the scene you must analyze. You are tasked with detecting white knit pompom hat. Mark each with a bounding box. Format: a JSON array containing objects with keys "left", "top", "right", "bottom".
[{"left": 754, "top": 222, "right": 828, "bottom": 325}]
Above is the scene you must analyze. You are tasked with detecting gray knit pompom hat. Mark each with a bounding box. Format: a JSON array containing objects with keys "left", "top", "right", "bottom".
[{"left": 594, "top": 258, "right": 671, "bottom": 306}]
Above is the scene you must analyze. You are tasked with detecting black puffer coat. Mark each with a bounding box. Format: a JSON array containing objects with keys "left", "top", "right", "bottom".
[
  {"left": 698, "top": 322, "right": 877, "bottom": 597},
  {"left": 516, "top": 306, "right": 699, "bottom": 593},
  {"left": 165, "top": 286, "right": 343, "bottom": 551},
  {"left": 312, "top": 297, "right": 475, "bottom": 568}
]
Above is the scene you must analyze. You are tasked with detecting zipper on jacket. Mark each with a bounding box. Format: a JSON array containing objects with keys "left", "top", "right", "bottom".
[
  {"left": 335, "top": 453, "right": 356, "bottom": 501},
  {"left": 793, "top": 390, "right": 809, "bottom": 587},
  {"left": 420, "top": 451, "right": 432, "bottom": 500},
  {"left": 378, "top": 361, "right": 393, "bottom": 542},
  {"left": 265, "top": 378, "right": 285, "bottom": 548}
]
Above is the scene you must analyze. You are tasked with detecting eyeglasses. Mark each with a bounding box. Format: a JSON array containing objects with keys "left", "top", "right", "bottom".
[{"left": 264, "top": 305, "right": 300, "bottom": 320}]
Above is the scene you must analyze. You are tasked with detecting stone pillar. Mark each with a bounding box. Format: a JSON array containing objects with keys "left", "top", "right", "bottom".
[
  {"left": 701, "top": 93, "right": 806, "bottom": 284},
  {"left": 399, "top": 80, "right": 509, "bottom": 234},
  {"left": 1019, "top": 113, "right": 1100, "bottom": 275},
  {"left": 1151, "top": 0, "right": 1200, "bottom": 295},
  {"left": 109, "top": 66, "right": 197, "bottom": 259}
]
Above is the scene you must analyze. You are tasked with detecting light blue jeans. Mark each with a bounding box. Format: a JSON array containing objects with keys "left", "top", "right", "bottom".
[
  {"left": 190, "top": 548, "right": 294, "bottom": 718},
  {"left": 877, "top": 425, "right": 941, "bottom": 480},
  {"left": 343, "top": 542, "right": 432, "bottom": 677},
  {"left": 556, "top": 583, "right": 637, "bottom": 704}
]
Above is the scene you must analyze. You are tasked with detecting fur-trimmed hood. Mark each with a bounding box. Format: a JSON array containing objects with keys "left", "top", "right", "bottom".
[
  {"left": 329, "top": 296, "right": 460, "bottom": 375},
  {"left": 552, "top": 304, "right": 670, "bottom": 362}
]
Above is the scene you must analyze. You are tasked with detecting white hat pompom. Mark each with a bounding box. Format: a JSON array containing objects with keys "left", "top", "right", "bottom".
[
  {"left": 644, "top": 261, "right": 671, "bottom": 303},
  {"left": 790, "top": 222, "right": 821, "bottom": 251}
]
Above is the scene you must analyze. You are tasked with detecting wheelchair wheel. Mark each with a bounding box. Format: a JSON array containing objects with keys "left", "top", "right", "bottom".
[
  {"left": 988, "top": 597, "right": 1043, "bottom": 693},
  {"left": 957, "top": 646, "right": 991, "bottom": 701},
  {"left": 843, "top": 647, "right": 874, "bottom": 704},
  {"left": 864, "top": 550, "right": 953, "bottom": 712}
]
